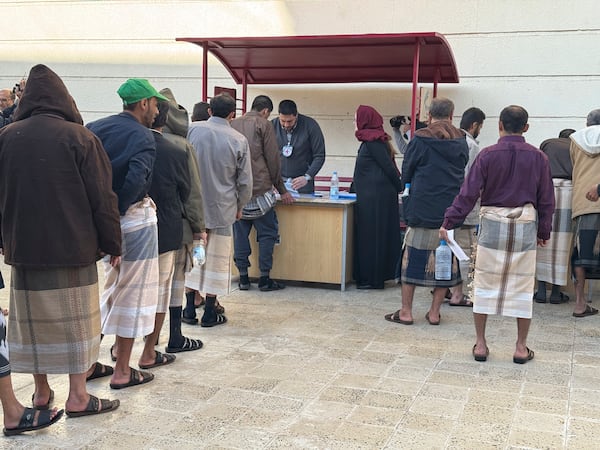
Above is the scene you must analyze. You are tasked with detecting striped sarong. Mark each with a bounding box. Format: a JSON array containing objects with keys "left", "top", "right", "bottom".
[
  {"left": 400, "top": 227, "right": 461, "bottom": 287},
  {"left": 536, "top": 179, "right": 572, "bottom": 285},
  {"left": 157, "top": 251, "right": 175, "bottom": 313},
  {"left": 101, "top": 198, "right": 159, "bottom": 338},
  {"left": 170, "top": 244, "right": 192, "bottom": 308},
  {"left": 8, "top": 264, "right": 101, "bottom": 374},
  {"left": 474, "top": 204, "right": 538, "bottom": 318},
  {"left": 185, "top": 227, "right": 232, "bottom": 295},
  {"left": 572, "top": 213, "right": 600, "bottom": 279}
]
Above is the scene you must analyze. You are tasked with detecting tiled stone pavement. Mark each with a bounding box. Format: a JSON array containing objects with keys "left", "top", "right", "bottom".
[{"left": 1, "top": 260, "right": 600, "bottom": 449}]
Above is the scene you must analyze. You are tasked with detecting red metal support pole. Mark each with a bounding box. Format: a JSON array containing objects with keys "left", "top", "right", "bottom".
[
  {"left": 202, "top": 42, "right": 208, "bottom": 102},
  {"left": 410, "top": 38, "right": 421, "bottom": 136},
  {"left": 242, "top": 70, "right": 248, "bottom": 114},
  {"left": 433, "top": 67, "right": 439, "bottom": 97}
]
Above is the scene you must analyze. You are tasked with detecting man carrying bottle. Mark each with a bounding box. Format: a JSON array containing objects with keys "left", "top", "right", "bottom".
[{"left": 232, "top": 95, "right": 293, "bottom": 291}]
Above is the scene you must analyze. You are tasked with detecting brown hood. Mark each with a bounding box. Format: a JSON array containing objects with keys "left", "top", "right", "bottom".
[
  {"left": 159, "top": 87, "right": 189, "bottom": 137},
  {"left": 415, "top": 120, "right": 463, "bottom": 140},
  {"left": 13, "top": 64, "right": 83, "bottom": 124}
]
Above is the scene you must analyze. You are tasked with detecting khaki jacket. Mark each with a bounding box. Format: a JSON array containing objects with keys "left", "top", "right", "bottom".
[{"left": 570, "top": 125, "right": 600, "bottom": 219}]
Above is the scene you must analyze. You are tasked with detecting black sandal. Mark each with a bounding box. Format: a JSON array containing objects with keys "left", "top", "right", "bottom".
[
  {"left": 3, "top": 407, "right": 64, "bottom": 436},
  {"left": 165, "top": 336, "right": 203, "bottom": 353}
]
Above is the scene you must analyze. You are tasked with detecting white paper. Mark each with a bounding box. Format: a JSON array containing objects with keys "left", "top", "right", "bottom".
[{"left": 446, "top": 229, "right": 470, "bottom": 262}]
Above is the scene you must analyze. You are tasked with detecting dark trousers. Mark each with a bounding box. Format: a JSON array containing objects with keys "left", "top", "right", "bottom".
[{"left": 233, "top": 208, "right": 279, "bottom": 273}]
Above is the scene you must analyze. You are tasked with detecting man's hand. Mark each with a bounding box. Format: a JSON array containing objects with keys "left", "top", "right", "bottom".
[
  {"left": 585, "top": 184, "right": 600, "bottom": 202},
  {"left": 439, "top": 227, "right": 449, "bottom": 242},
  {"left": 236, "top": 210, "right": 243, "bottom": 220},
  {"left": 193, "top": 231, "right": 208, "bottom": 244},
  {"left": 280, "top": 192, "right": 294, "bottom": 205},
  {"left": 109, "top": 255, "right": 121, "bottom": 267},
  {"left": 537, "top": 238, "right": 548, "bottom": 247},
  {"left": 291, "top": 175, "right": 308, "bottom": 191}
]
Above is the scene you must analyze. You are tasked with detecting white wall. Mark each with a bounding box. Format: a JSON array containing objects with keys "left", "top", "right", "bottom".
[{"left": 1, "top": 0, "right": 598, "bottom": 178}]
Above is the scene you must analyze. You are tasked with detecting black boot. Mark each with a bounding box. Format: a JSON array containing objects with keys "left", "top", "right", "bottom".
[
  {"left": 201, "top": 295, "right": 227, "bottom": 328},
  {"left": 166, "top": 306, "right": 203, "bottom": 353},
  {"left": 258, "top": 275, "right": 285, "bottom": 292},
  {"left": 182, "top": 291, "right": 198, "bottom": 324},
  {"left": 238, "top": 274, "right": 250, "bottom": 290}
]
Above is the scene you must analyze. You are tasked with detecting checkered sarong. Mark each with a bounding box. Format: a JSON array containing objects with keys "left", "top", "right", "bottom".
[
  {"left": 101, "top": 198, "right": 159, "bottom": 338},
  {"left": 536, "top": 178, "right": 572, "bottom": 285},
  {"left": 185, "top": 227, "right": 232, "bottom": 296},
  {"left": 474, "top": 204, "right": 537, "bottom": 318},
  {"left": 8, "top": 264, "right": 101, "bottom": 374}
]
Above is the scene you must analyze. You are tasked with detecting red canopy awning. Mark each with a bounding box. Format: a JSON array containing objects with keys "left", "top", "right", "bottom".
[
  {"left": 176, "top": 33, "right": 459, "bottom": 129},
  {"left": 176, "top": 33, "right": 459, "bottom": 85}
]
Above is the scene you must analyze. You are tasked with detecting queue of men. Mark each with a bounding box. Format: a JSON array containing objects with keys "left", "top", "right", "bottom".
[{"left": 1, "top": 63, "right": 600, "bottom": 435}]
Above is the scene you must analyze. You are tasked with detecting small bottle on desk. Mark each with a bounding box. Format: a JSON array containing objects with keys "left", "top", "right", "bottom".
[{"left": 330, "top": 171, "right": 339, "bottom": 200}]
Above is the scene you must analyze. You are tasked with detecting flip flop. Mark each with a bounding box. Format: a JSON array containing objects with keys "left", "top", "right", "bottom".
[
  {"left": 65, "top": 394, "right": 120, "bottom": 418},
  {"left": 86, "top": 362, "right": 114, "bottom": 382},
  {"left": 110, "top": 368, "right": 154, "bottom": 390},
  {"left": 449, "top": 295, "right": 473, "bottom": 307},
  {"left": 513, "top": 347, "right": 535, "bottom": 364},
  {"left": 472, "top": 344, "right": 489, "bottom": 362},
  {"left": 165, "top": 336, "right": 203, "bottom": 353},
  {"left": 549, "top": 292, "right": 570, "bottom": 304},
  {"left": 384, "top": 310, "right": 413, "bottom": 325},
  {"left": 139, "top": 350, "right": 176, "bottom": 369},
  {"left": 572, "top": 305, "right": 599, "bottom": 318},
  {"left": 425, "top": 312, "right": 441, "bottom": 325},
  {"left": 31, "top": 389, "right": 54, "bottom": 410},
  {"left": 3, "top": 407, "right": 64, "bottom": 436}
]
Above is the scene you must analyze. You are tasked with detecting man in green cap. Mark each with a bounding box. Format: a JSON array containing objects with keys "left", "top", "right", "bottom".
[{"left": 87, "top": 78, "right": 174, "bottom": 390}]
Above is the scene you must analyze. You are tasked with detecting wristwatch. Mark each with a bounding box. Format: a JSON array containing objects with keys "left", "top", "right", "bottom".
[{"left": 304, "top": 174, "right": 312, "bottom": 182}]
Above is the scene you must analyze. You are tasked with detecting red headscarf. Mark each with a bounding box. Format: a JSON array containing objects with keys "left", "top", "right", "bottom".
[{"left": 354, "top": 105, "right": 390, "bottom": 142}]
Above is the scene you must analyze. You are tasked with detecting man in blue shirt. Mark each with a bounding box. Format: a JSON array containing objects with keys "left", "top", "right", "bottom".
[{"left": 87, "top": 79, "right": 173, "bottom": 389}]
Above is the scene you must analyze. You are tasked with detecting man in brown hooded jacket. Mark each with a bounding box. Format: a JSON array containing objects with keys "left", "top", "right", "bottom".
[{"left": 0, "top": 64, "right": 121, "bottom": 418}]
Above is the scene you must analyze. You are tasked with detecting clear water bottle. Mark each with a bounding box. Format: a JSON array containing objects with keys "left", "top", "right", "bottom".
[
  {"left": 330, "top": 171, "right": 339, "bottom": 200},
  {"left": 284, "top": 177, "right": 293, "bottom": 192},
  {"left": 193, "top": 240, "right": 206, "bottom": 266},
  {"left": 435, "top": 239, "right": 452, "bottom": 280},
  {"left": 401, "top": 182, "right": 411, "bottom": 198}
]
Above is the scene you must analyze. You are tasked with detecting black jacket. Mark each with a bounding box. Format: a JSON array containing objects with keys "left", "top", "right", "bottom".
[
  {"left": 401, "top": 121, "right": 468, "bottom": 228},
  {"left": 149, "top": 131, "right": 191, "bottom": 254}
]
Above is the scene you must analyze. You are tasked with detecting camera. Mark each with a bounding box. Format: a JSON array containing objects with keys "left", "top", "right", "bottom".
[
  {"left": 12, "top": 83, "right": 20, "bottom": 95},
  {"left": 390, "top": 115, "right": 408, "bottom": 129}
]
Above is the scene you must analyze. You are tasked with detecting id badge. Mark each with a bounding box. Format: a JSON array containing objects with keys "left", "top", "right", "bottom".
[{"left": 282, "top": 145, "right": 293, "bottom": 157}]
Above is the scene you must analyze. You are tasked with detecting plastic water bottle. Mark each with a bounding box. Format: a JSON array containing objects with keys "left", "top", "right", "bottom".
[
  {"left": 193, "top": 240, "right": 206, "bottom": 266},
  {"left": 435, "top": 239, "right": 452, "bottom": 280},
  {"left": 330, "top": 171, "right": 339, "bottom": 200},
  {"left": 401, "top": 182, "right": 411, "bottom": 198},
  {"left": 284, "top": 177, "right": 293, "bottom": 192}
]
